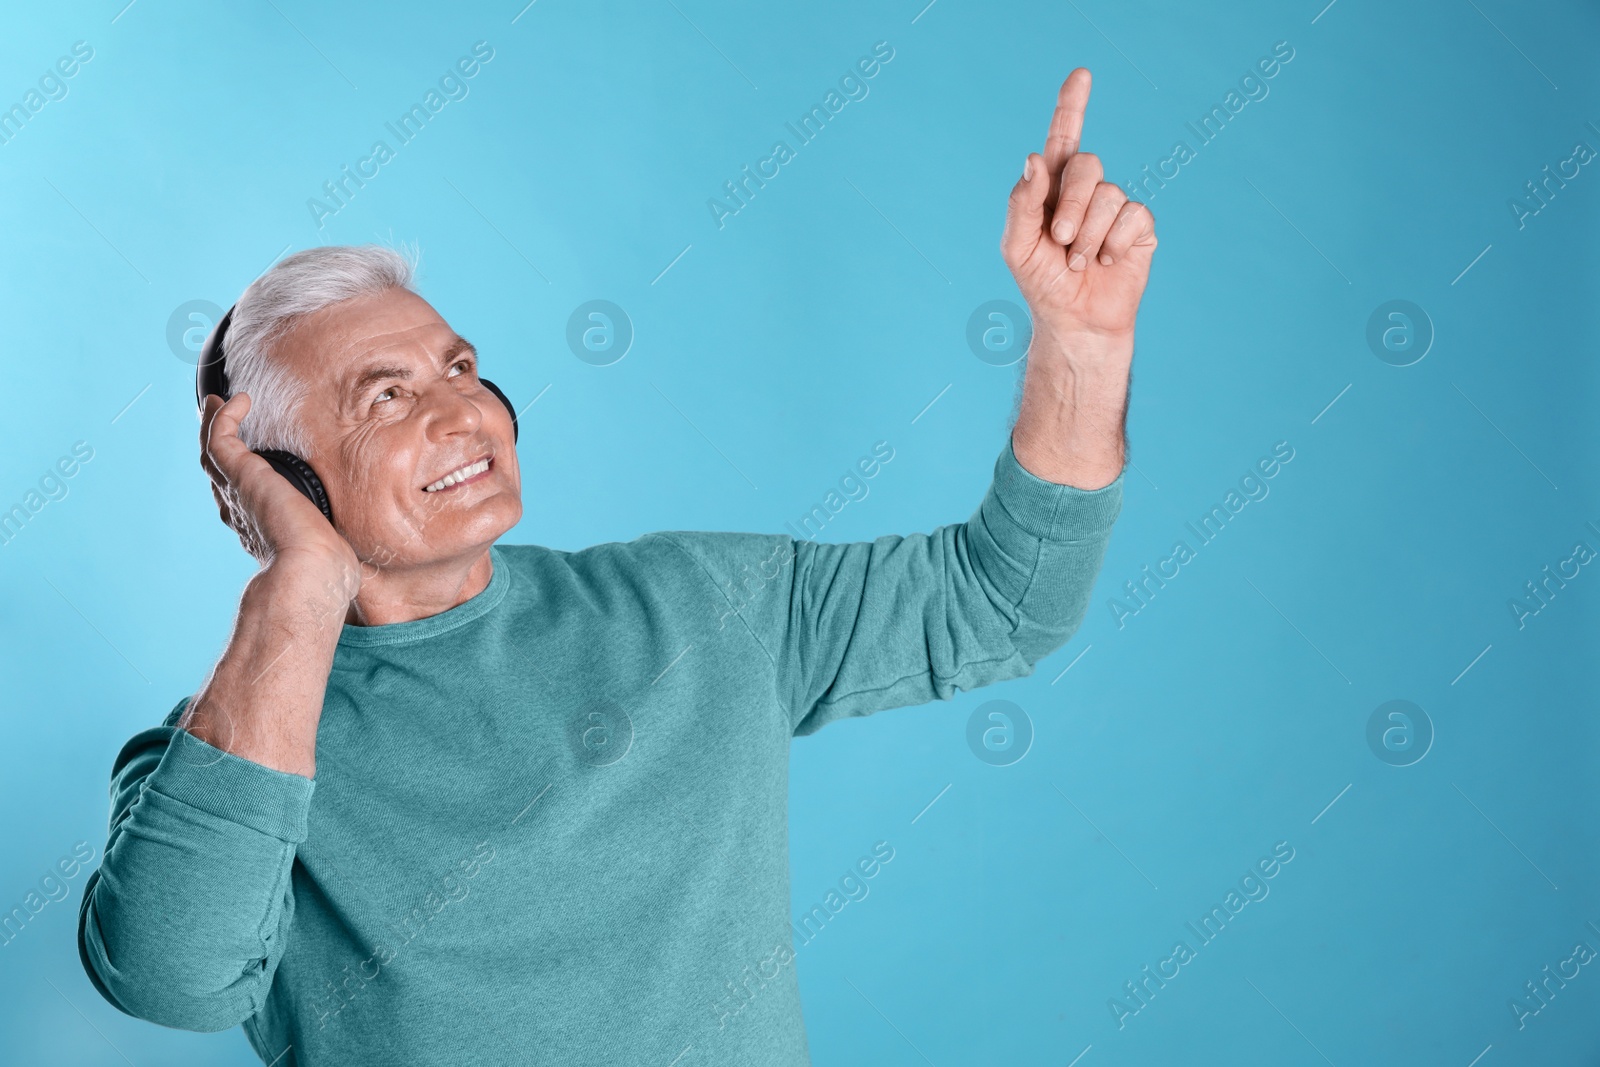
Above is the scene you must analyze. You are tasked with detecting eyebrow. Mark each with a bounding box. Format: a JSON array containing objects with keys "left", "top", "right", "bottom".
[{"left": 343, "top": 336, "right": 477, "bottom": 407}]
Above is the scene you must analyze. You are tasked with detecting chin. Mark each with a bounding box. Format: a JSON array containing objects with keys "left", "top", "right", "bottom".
[{"left": 435, "top": 492, "right": 522, "bottom": 549}]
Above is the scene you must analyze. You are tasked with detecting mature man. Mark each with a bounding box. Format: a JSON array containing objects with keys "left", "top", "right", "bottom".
[{"left": 78, "top": 69, "right": 1154, "bottom": 1065}]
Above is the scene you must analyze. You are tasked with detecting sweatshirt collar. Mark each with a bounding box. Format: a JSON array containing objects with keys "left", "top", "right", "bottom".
[{"left": 335, "top": 544, "right": 510, "bottom": 648}]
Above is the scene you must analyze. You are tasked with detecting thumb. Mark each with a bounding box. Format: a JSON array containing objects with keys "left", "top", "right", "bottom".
[
  {"left": 204, "top": 393, "right": 258, "bottom": 483},
  {"left": 1001, "top": 153, "right": 1051, "bottom": 271}
]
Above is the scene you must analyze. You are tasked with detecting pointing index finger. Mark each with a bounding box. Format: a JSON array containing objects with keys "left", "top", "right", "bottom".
[{"left": 1042, "top": 68, "right": 1092, "bottom": 177}]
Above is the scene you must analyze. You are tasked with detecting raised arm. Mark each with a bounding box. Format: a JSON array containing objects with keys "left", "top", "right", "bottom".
[
  {"left": 1005, "top": 67, "right": 1155, "bottom": 490},
  {"left": 179, "top": 391, "right": 365, "bottom": 778},
  {"left": 667, "top": 68, "right": 1153, "bottom": 736},
  {"left": 77, "top": 392, "right": 358, "bottom": 1029}
]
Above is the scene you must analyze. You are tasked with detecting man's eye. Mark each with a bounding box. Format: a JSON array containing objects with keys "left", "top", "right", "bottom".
[
  {"left": 373, "top": 388, "right": 395, "bottom": 405},
  {"left": 449, "top": 359, "right": 473, "bottom": 377}
]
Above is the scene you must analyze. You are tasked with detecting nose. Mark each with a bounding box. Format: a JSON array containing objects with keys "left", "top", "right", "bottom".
[{"left": 420, "top": 378, "right": 484, "bottom": 441}]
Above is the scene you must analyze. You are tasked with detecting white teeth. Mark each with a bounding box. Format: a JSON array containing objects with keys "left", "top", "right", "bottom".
[{"left": 423, "top": 458, "right": 490, "bottom": 492}]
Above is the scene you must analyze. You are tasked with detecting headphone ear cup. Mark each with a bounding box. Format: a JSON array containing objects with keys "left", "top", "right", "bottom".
[
  {"left": 196, "top": 306, "right": 235, "bottom": 409},
  {"left": 256, "top": 449, "right": 334, "bottom": 525},
  {"left": 479, "top": 378, "right": 518, "bottom": 444}
]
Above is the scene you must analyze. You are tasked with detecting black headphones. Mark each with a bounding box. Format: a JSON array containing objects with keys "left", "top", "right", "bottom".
[{"left": 195, "top": 303, "right": 519, "bottom": 526}]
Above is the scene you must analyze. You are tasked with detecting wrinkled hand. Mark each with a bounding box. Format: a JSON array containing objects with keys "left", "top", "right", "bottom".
[
  {"left": 1002, "top": 68, "right": 1157, "bottom": 359},
  {"left": 200, "top": 392, "right": 361, "bottom": 595}
]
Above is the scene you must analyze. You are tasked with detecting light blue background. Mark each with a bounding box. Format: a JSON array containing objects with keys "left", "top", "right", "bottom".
[{"left": 1, "top": 0, "right": 1596, "bottom": 1063}]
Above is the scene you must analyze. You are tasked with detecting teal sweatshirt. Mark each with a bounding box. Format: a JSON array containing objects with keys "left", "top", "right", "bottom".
[{"left": 77, "top": 437, "right": 1123, "bottom": 1066}]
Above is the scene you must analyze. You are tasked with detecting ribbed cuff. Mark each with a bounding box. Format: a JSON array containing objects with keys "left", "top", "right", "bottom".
[
  {"left": 144, "top": 728, "right": 317, "bottom": 843},
  {"left": 989, "top": 435, "right": 1125, "bottom": 540}
]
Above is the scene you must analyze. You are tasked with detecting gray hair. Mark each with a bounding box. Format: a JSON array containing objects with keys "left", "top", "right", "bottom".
[{"left": 225, "top": 243, "right": 420, "bottom": 455}]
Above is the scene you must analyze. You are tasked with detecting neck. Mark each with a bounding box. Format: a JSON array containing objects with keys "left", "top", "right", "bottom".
[{"left": 345, "top": 546, "right": 494, "bottom": 627}]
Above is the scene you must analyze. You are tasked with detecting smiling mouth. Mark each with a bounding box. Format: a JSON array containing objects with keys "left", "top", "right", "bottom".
[{"left": 422, "top": 455, "right": 493, "bottom": 493}]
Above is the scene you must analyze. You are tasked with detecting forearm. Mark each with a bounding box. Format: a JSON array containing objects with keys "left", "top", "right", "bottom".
[
  {"left": 81, "top": 560, "right": 342, "bottom": 1022},
  {"left": 79, "top": 715, "right": 313, "bottom": 1030},
  {"left": 1010, "top": 332, "right": 1132, "bottom": 492},
  {"left": 179, "top": 559, "right": 350, "bottom": 777}
]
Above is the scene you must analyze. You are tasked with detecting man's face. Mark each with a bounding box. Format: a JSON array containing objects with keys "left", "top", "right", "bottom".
[{"left": 272, "top": 286, "right": 522, "bottom": 570}]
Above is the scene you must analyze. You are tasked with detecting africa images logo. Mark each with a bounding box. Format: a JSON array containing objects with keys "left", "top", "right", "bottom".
[
  {"left": 707, "top": 41, "right": 895, "bottom": 229},
  {"left": 308, "top": 42, "right": 495, "bottom": 229}
]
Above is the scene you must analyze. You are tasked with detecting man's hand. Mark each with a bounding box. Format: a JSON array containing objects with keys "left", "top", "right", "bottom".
[
  {"left": 185, "top": 393, "right": 361, "bottom": 778},
  {"left": 1002, "top": 68, "right": 1156, "bottom": 490},
  {"left": 200, "top": 392, "right": 361, "bottom": 596}
]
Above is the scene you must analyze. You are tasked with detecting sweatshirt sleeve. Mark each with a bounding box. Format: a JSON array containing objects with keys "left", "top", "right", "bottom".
[
  {"left": 77, "top": 696, "right": 315, "bottom": 1032},
  {"left": 665, "top": 435, "right": 1124, "bottom": 736}
]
